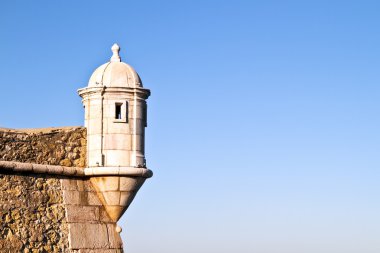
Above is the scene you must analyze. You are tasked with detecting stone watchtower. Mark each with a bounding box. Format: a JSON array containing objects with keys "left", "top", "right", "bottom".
[
  {"left": 78, "top": 44, "right": 152, "bottom": 222},
  {"left": 0, "top": 44, "right": 152, "bottom": 252}
]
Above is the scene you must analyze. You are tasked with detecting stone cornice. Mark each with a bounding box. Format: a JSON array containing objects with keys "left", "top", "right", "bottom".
[
  {"left": 78, "top": 86, "right": 150, "bottom": 99},
  {"left": 0, "top": 161, "right": 153, "bottom": 178},
  {"left": 0, "top": 161, "right": 85, "bottom": 176},
  {"left": 85, "top": 166, "right": 153, "bottom": 177}
]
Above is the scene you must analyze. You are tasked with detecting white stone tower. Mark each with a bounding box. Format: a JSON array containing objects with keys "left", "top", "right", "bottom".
[{"left": 78, "top": 44, "right": 152, "bottom": 222}]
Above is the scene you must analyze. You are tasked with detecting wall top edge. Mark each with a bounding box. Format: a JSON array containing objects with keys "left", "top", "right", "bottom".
[
  {"left": 0, "top": 161, "right": 153, "bottom": 178},
  {"left": 0, "top": 126, "right": 84, "bottom": 134}
]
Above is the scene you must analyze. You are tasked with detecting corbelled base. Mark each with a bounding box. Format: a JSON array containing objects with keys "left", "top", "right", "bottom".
[
  {"left": 83, "top": 166, "right": 153, "bottom": 222},
  {"left": 90, "top": 175, "right": 147, "bottom": 222}
]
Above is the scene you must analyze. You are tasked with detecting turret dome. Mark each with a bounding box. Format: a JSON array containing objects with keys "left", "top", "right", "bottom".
[{"left": 88, "top": 43, "right": 143, "bottom": 88}]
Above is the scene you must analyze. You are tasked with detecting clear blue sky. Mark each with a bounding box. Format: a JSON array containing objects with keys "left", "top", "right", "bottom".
[{"left": 1, "top": 1, "right": 380, "bottom": 252}]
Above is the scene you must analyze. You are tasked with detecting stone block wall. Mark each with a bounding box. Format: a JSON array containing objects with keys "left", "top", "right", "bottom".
[
  {"left": 61, "top": 178, "right": 123, "bottom": 252},
  {"left": 0, "top": 127, "right": 124, "bottom": 252},
  {"left": 0, "top": 127, "right": 86, "bottom": 167},
  {"left": 0, "top": 173, "right": 68, "bottom": 252}
]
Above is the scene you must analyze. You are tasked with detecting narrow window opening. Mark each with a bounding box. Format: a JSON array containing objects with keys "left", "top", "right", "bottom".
[
  {"left": 125, "top": 101, "right": 129, "bottom": 123},
  {"left": 115, "top": 103, "right": 122, "bottom": 119}
]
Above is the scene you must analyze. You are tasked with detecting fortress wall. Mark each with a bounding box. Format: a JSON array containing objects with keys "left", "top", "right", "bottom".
[
  {"left": 0, "top": 173, "right": 69, "bottom": 252},
  {"left": 0, "top": 128, "right": 123, "bottom": 252},
  {"left": 0, "top": 127, "right": 86, "bottom": 167},
  {"left": 61, "top": 178, "right": 123, "bottom": 253}
]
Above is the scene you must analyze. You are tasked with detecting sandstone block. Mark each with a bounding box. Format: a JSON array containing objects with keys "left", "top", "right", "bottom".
[
  {"left": 66, "top": 205, "right": 100, "bottom": 222},
  {"left": 68, "top": 223, "right": 109, "bottom": 249},
  {"left": 107, "top": 224, "right": 123, "bottom": 249}
]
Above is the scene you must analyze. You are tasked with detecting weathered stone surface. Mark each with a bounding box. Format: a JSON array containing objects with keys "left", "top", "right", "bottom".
[
  {"left": 107, "top": 224, "right": 123, "bottom": 249},
  {"left": 0, "top": 173, "right": 69, "bottom": 252},
  {"left": 65, "top": 206, "right": 100, "bottom": 222},
  {"left": 68, "top": 223, "right": 109, "bottom": 249},
  {"left": 0, "top": 127, "right": 123, "bottom": 252},
  {"left": 0, "top": 127, "right": 86, "bottom": 168},
  {"left": 0, "top": 175, "right": 124, "bottom": 252},
  {"left": 61, "top": 178, "right": 123, "bottom": 251}
]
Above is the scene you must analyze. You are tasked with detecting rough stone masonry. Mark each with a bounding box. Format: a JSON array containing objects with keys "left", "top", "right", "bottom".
[{"left": 0, "top": 127, "right": 123, "bottom": 252}]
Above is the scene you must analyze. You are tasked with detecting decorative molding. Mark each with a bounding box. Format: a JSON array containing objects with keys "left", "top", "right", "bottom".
[{"left": 0, "top": 161, "right": 152, "bottom": 178}]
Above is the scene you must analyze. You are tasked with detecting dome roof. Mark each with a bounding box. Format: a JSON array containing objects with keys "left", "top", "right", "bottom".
[{"left": 88, "top": 44, "right": 142, "bottom": 88}]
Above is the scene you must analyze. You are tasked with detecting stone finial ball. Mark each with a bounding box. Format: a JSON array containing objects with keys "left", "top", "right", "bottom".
[{"left": 116, "top": 226, "right": 122, "bottom": 233}]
